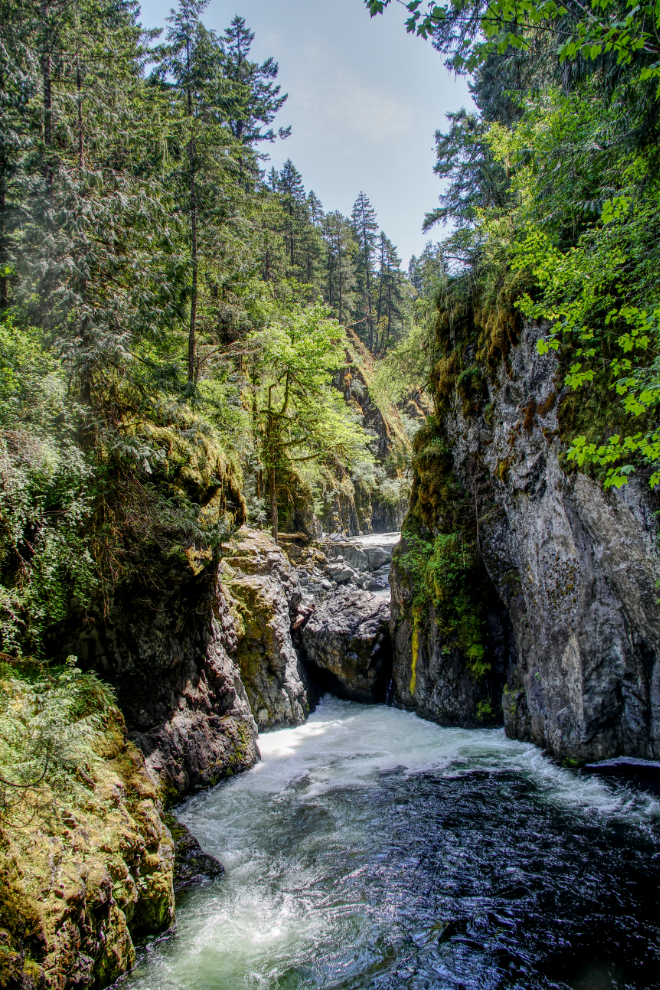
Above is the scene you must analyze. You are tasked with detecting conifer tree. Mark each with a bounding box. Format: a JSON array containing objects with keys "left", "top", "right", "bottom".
[
  {"left": 376, "top": 234, "right": 406, "bottom": 351},
  {"left": 221, "top": 16, "right": 290, "bottom": 147},
  {"left": 323, "top": 211, "right": 357, "bottom": 325},
  {"left": 158, "top": 0, "right": 219, "bottom": 383},
  {"left": 278, "top": 158, "right": 305, "bottom": 267},
  {"left": 351, "top": 192, "right": 378, "bottom": 351}
]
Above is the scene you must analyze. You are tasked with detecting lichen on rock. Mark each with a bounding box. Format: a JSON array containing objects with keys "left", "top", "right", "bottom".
[{"left": 219, "top": 528, "right": 312, "bottom": 730}]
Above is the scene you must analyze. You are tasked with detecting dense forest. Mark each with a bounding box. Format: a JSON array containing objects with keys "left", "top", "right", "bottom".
[{"left": 0, "top": 0, "right": 446, "bottom": 669}]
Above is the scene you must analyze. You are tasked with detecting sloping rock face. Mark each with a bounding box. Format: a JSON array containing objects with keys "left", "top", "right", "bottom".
[
  {"left": 0, "top": 711, "right": 174, "bottom": 990},
  {"left": 301, "top": 586, "right": 392, "bottom": 702},
  {"left": 162, "top": 814, "right": 224, "bottom": 893},
  {"left": 220, "top": 528, "right": 314, "bottom": 730},
  {"left": 73, "top": 565, "right": 260, "bottom": 804},
  {"left": 391, "top": 322, "right": 660, "bottom": 761}
]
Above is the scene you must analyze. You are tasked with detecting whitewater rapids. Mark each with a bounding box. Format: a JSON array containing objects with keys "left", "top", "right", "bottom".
[{"left": 119, "top": 697, "right": 660, "bottom": 990}]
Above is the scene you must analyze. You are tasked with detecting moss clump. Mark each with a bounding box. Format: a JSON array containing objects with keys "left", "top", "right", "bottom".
[
  {"left": 398, "top": 532, "right": 489, "bottom": 682},
  {"left": 0, "top": 661, "right": 174, "bottom": 988},
  {"left": 456, "top": 365, "right": 488, "bottom": 416},
  {"left": 476, "top": 699, "right": 495, "bottom": 723}
]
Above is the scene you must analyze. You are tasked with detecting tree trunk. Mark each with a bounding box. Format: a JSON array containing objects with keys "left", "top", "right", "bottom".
[
  {"left": 76, "top": 38, "right": 84, "bottom": 167},
  {"left": 337, "top": 241, "right": 342, "bottom": 322},
  {"left": 0, "top": 189, "right": 6, "bottom": 310},
  {"left": 364, "top": 240, "right": 373, "bottom": 351},
  {"left": 41, "top": 2, "right": 53, "bottom": 188},
  {"left": 270, "top": 465, "right": 278, "bottom": 543},
  {"left": 187, "top": 76, "right": 197, "bottom": 385},
  {"left": 188, "top": 150, "right": 197, "bottom": 383}
]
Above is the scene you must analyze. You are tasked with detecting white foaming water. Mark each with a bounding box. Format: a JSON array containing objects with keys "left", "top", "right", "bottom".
[{"left": 119, "top": 699, "right": 659, "bottom": 990}]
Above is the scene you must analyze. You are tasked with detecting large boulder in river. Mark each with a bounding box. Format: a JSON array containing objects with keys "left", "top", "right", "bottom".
[
  {"left": 301, "top": 586, "right": 392, "bottom": 702},
  {"left": 365, "top": 546, "right": 392, "bottom": 571}
]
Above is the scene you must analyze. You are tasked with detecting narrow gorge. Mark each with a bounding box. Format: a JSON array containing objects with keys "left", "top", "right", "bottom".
[{"left": 2, "top": 0, "right": 660, "bottom": 986}]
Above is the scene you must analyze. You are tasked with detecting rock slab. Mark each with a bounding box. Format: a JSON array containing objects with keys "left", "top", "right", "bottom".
[
  {"left": 301, "top": 586, "right": 392, "bottom": 702},
  {"left": 220, "top": 528, "right": 313, "bottom": 730}
]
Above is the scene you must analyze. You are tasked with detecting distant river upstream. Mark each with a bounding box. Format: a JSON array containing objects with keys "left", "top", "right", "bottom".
[{"left": 119, "top": 699, "right": 660, "bottom": 990}]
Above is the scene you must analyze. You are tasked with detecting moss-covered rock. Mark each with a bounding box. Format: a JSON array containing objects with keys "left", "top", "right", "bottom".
[
  {"left": 220, "top": 528, "right": 312, "bottom": 730},
  {"left": 0, "top": 709, "right": 174, "bottom": 990}
]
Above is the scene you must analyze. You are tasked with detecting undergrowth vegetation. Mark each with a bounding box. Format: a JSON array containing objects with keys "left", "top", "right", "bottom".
[{"left": 0, "top": 659, "right": 115, "bottom": 825}]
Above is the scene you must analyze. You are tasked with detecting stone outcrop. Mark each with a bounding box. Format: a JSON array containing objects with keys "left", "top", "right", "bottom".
[
  {"left": 162, "top": 814, "right": 224, "bottom": 892},
  {"left": 219, "top": 529, "right": 314, "bottom": 731},
  {"left": 301, "top": 586, "right": 392, "bottom": 702},
  {"left": 391, "top": 321, "right": 660, "bottom": 761},
  {"left": 390, "top": 575, "right": 511, "bottom": 728},
  {"left": 0, "top": 710, "right": 174, "bottom": 990},
  {"left": 69, "top": 559, "right": 260, "bottom": 805}
]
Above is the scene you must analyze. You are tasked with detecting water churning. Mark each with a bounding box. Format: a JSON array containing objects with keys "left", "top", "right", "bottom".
[{"left": 120, "top": 698, "right": 660, "bottom": 990}]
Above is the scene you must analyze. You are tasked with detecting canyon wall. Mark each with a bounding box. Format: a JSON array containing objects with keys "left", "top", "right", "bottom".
[{"left": 390, "top": 322, "right": 660, "bottom": 761}]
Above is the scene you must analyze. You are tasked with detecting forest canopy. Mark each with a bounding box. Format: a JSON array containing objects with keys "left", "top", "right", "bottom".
[{"left": 367, "top": 0, "right": 660, "bottom": 490}]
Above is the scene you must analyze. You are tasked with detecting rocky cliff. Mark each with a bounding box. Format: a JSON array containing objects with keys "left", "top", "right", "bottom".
[{"left": 390, "top": 320, "right": 660, "bottom": 761}]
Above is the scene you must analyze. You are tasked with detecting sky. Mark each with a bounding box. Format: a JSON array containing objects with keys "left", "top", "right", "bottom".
[{"left": 137, "top": 0, "right": 473, "bottom": 267}]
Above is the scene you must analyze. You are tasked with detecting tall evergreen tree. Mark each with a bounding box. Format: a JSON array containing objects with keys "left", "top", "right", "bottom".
[
  {"left": 323, "top": 211, "right": 357, "bottom": 325},
  {"left": 351, "top": 192, "right": 378, "bottom": 350},
  {"left": 278, "top": 158, "right": 305, "bottom": 267},
  {"left": 221, "top": 16, "right": 290, "bottom": 146},
  {"left": 375, "top": 233, "right": 406, "bottom": 351},
  {"left": 157, "top": 0, "right": 243, "bottom": 383}
]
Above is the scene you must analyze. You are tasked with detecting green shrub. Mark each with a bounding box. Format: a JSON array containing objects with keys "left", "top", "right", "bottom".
[{"left": 0, "top": 659, "right": 115, "bottom": 826}]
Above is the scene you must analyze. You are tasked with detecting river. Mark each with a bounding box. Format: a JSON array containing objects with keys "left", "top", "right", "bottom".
[{"left": 119, "top": 698, "right": 660, "bottom": 990}]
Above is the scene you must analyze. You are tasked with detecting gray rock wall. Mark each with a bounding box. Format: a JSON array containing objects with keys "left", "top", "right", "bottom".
[
  {"left": 301, "top": 585, "right": 391, "bottom": 702},
  {"left": 72, "top": 563, "right": 261, "bottom": 803},
  {"left": 391, "top": 323, "right": 660, "bottom": 761}
]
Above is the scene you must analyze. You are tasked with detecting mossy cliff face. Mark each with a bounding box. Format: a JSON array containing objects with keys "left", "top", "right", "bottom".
[
  {"left": 391, "top": 320, "right": 660, "bottom": 761},
  {"left": 0, "top": 709, "right": 174, "bottom": 989},
  {"left": 219, "top": 528, "right": 313, "bottom": 731},
  {"left": 390, "top": 423, "right": 512, "bottom": 728},
  {"left": 70, "top": 557, "right": 260, "bottom": 805}
]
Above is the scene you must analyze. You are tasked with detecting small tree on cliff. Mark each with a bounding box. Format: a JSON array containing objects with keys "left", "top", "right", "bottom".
[{"left": 246, "top": 306, "right": 370, "bottom": 541}]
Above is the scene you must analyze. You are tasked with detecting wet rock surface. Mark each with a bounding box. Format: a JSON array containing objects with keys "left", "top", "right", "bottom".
[
  {"left": 162, "top": 814, "right": 224, "bottom": 892},
  {"left": 301, "top": 585, "right": 392, "bottom": 702}
]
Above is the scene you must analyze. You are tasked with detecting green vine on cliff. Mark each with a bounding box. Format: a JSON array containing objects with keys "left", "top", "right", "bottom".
[{"left": 398, "top": 532, "right": 489, "bottom": 679}]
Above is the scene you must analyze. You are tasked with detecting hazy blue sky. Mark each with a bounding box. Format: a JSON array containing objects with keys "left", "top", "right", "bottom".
[{"left": 137, "top": 0, "right": 473, "bottom": 266}]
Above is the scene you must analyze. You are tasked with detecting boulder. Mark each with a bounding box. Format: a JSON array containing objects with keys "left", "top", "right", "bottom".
[
  {"left": 301, "top": 585, "right": 392, "bottom": 702},
  {"left": 325, "top": 560, "right": 355, "bottom": 584},
  {"left": 326, "top": 543, "right": 369, "bottom": 572},
  {"left": 365, "top": 546, "right": 392, "bottom": 571}
]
